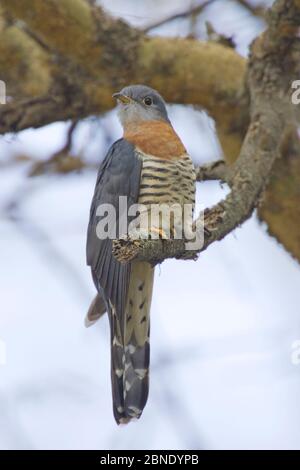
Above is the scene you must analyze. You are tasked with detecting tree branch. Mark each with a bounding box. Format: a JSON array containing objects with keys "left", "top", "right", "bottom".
[
  {"left": 0, "top": 0, "right": 247, "bottom": 135},
  {"left": 236, "top": 0, "right": 266, "bottom": 17},
  {"left": 196, "top": 160, "right": 233, "bottom": 184},
  {"left": 142, "top": 1, "right": 213, "bottom": 33},
  {"left": 28, "top": 120, "right": 83, "bottom": 176},
  {"left": 142, "top": 0, "right": 265, "bottom": 34}
]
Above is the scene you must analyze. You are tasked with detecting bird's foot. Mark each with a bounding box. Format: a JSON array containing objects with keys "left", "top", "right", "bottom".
[
  {"left": 148, "top": 226, "right": 168, "bottom": 239},
  {"left": 112, "top": 236, "right": 141, "bottom": 263}
]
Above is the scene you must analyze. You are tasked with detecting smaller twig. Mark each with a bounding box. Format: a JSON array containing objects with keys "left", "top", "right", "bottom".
[
  {"left": 143, "top": 1, "right": 212, "bottom": 33},
  {"left": 205, "top": 21, "right": 235, "bottom": 48},
  {"left": 29, "top": 120, "right": 83, "bottom": 176},
  {"left": 57, "top": 120, "right": 79, "bottom": 155},
  {"left": 235, "top": 0, "right": 266, "bottom": 18},
  {"left": 196, "top": 160, "right": 233, "bottom": 184}
]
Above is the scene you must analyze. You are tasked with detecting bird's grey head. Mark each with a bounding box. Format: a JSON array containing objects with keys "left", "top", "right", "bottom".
[{"left": 113, "top": 85, "right": 169, "bottom": 128}]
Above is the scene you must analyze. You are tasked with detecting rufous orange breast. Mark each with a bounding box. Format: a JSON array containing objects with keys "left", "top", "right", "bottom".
[{"left": 124, "top": 120, "right": 186, "bottom": 160}]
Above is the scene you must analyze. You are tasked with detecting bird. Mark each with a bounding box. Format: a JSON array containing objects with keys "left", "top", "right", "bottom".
[{"left": 86, "top": 85, "right": 196, "bottom": 424}]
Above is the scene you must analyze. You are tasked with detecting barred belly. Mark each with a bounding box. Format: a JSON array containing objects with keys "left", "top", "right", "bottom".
[{"left": 136, "top": 151, "right": 196, "bottom": 238}]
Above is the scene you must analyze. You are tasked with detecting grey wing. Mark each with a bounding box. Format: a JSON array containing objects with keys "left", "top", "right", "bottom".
[{"left": 86, "top": 138, "right": 142, "bottom": 320}]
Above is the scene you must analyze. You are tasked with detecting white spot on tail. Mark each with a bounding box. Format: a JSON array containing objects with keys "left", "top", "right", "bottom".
[
  {"left": 125, "top": 344, "right": 136, "bottom": 354},
  {"left": 113, "top": 336, "right": 122, "bottom": 347},
  {"left": 128, "top": 405, "right": 142, "bottom": 417},
  {"left": 135, "top": 368, "right": 147, "bottom": 379},
  {"left": 115, "top": 369, "right": 123, "bottom": 378},
  {"left": 125, "top": 380, "right": 132, "bottom": 391}
]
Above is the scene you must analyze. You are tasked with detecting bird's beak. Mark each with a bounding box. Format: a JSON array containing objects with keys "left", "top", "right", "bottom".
[{"left": 112, "top": 92, "right": 133, "bottom": 104}]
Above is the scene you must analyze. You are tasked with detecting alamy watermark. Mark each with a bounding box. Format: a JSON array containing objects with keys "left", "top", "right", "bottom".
[
  {"left": 291, "top": 80, "right": 300, "bottom": 105},
  {"left": 0, "top": 80, "right": 6, "bottom": 104},
  {"left": 95, "top": 197, "right": 205, "bottom": 250}
]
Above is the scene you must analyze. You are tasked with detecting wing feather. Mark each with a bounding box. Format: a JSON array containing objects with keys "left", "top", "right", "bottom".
[{"left": 86, "top": 138, "right": 142, "bottom": 321}]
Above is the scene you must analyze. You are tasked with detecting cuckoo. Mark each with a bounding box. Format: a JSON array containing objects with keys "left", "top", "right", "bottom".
[{"left": 86, "top": 85, "right": 196, "bottom": 424}]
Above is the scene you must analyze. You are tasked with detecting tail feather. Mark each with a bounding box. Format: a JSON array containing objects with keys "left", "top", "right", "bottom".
[
  {"left": 85, "top": 293, "right": 106, "bottom": 327},
  {"left": 109, "top": 261, "right": 154, "bottom": 424}
]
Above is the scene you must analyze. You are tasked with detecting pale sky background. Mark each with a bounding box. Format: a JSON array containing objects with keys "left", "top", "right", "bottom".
[{"left": 1, "top": 0, "right": 300, "bottom": 450}]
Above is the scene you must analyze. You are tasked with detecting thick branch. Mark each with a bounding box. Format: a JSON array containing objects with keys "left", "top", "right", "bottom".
[
  {"left": 0, "top": 96, "right": 78, "bottom": 134},
  {"left": 0, "top": 23, "right": 52, "bottom": 98},
  {"left": 0, "top": 0, "right": 247, "bottom": 138}
]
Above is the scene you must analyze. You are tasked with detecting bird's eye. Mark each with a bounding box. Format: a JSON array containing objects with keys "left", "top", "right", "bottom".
[{"left": 143, "top": 96, "right": 153, "bottom": 106}]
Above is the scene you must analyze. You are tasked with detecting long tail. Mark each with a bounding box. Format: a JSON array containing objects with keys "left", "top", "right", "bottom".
[{"left": 109, "top": 261, "right": 154, "bottom": 424}]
